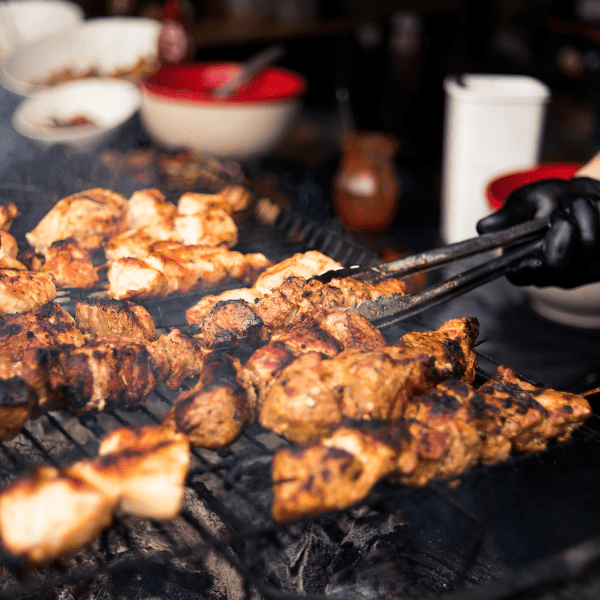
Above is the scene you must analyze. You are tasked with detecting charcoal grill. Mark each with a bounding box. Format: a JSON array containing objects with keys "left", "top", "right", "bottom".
[{"left": 2, "top": 148, "right": 600, "bottom": 600}]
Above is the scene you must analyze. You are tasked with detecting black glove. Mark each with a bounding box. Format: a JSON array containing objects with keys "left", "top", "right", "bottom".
[{"left": 476, "top": 177, "right": 600, "bottom": 288}]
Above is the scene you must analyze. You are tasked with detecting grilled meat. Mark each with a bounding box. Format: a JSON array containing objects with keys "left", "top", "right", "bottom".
[
  {"left": 478, "top": 365, "right": 592, "bottom": 452},
  {"left": 317, "top": 310, "right": 387, "bottom": 351},
  {"left": 259, "top": 317, "right": 477, "bottom": 444},
  {"left": 68, "top": 424, "right": 190, "bottom": 520},
  {"left": 174, "top": 209, "right": 238, "bottom": 247},
  {"left": 0, "top": 202, "right": 18, "bottom": 231},
  {"left": 0, "top": 301, "right": 85, "bottom": 361},
  {"left": 185, "top": 251, "right": 342, "bottom": 324},
  {"left": 0, "top": 424, "right": 190, "bottom": 565},
  {"left": 271, "top": 368, "right": 592, "bottom": 522},
  {"left": 0, "top": 465, "right": 116, "bottom": 565},
  {"left": 272, "top": 422, "right": 399, "bottom": 523},
  {"left": 163, "top": 354, "right": 251, "bottom": 449},
  {"left": 40, "top": 238, "right": 99, "bottom": 289},
  {"left": 108, "top": 245, "right": 271, "bottom": 299},
  {"left": 0, "top": 376, "right": 37, "bottom": 440},
  {"left": 107, "top": 256, "right": 170, "bottom": 300},
  {"left": 26, "top": 188, "right": 129, "bottom": 253},
  {"left": 187, "top": 273, "right": 407, "bottom": 350},
  {"left": 147, "top": 329, "right": 208, "bottom": 390},
  {"left": 177, "top": 191, "right": 235, "bottom": 215},
  {"left": 127, "top": 188, "right": 177, "bottom": 230},
  {"left": 0, "top": 230, "right": 18, "bottom": 259},
  {"left": 75, "top": 297, "right": 157, "bottom": 343},
  {"left": 0, "top": 270, "right": 56, "bottom": 315}
]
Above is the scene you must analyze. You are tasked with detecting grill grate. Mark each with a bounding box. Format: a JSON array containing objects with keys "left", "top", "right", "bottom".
[{"left": 2, "top": 155, "right": 600, "bottom": 600}]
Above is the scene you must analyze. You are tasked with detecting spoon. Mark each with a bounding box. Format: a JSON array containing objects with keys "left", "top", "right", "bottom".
[{"left": 211, "top": 44, "right": 286, "bottom": 99}]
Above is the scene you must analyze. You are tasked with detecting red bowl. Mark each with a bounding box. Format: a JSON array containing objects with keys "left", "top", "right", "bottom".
[
  {"left": 143, "top": 63, "right": 307, "bottom": 104},
  {"left": 486, "top": 163, "right": 582, "bottom": 210}
]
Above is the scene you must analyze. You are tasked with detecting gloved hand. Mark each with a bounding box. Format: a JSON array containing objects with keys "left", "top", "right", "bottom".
[{"left": 476, "top": 177, "right": 600, "bottom": 288}]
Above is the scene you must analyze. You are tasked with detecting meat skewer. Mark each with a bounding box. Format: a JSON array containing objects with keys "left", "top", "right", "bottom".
[{"left": 271, "top": 368, "right": 592, "bottom": 522}]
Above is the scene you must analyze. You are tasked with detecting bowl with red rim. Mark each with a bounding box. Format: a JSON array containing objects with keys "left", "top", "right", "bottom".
[
  {"left": 139, "top": 62, "right": 307, "bottom": 161},
  {"left": 486, "top": 162, "right": 600, "bottom": 329}
]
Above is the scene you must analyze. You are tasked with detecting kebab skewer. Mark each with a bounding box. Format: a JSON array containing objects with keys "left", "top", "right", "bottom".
[{"left": 271, "top": 368, "right": 592, "bottom": 522}]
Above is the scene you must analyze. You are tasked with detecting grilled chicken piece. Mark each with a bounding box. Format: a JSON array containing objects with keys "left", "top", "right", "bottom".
[
  {"left": 104, "top": 225, "right": 177, "bottom": 262},
  {"left": 237, "top": 326, "right": 344, "bottom": 413},
  {"left": 187, "top": 274, "right": 407, "bottom": 349},
  {"left": 0, "top": 270, "right": 56, "bottom": 315},
  {"left": 272, "top": 369, "right": 592, "bottom": 522},
  {"left": 68, "top": 425, "right": 190, "bottom": 520},
  {"left": 177, "top": 191, "right": 235, "bottom": 215},
  {"left": 17, "top": 248, "right": 43, "bottom": 272},
  {"left": 107, "top": 257, "right": 170, "bottom": 300},
  {"left": 317, "top": 311, "right": 386, "bottom": 351},
  {"left": 0, "top": 301, "right": 85, "bottom": 361},
  {"left": 0, "top": 465, "right": 116, "bottom": 565},
  {"left": 253, "top": 250, "right": 341, "bottom": 294},
  {"left": 127, "top": 188, "right": 177, "bottom": 230},
  {"left": 108, "top": 244, "right": 271, "bottom": 299},
  {"left": 478, "top": 365, "right": 592, "bottom": 452},
  {"left": 174, "top": 209, "right": 238, "bottom": 247},
  {"left": 260, "top": 347, "right": 434, "bottom": 444},
  {"left": 0, "top": 424, "right": 190, "bottom": 565},
  {"left": 189, "top": 299, "right": 264, "bottom": 349},
  {"left": 40, "top": 239, "right": 99, "bottom": 289},
  {"left": 16, "top": 338, "right": 164, "bottom": 416},
  {"left": 394, "top": 317, "right": 480, "bottom": 384},
  {"left": 272, "top": 422, "right": 399, "bottom": 523},
  {"left": 220, "top": 183, "right": 252, "bottom": 211},
  {"left": 0, "top": 256, "right": 27, "bottom": 269},
  {"left": 0, "top": 376, "right": 37, "bottom": 440},
  {"left": 26, "top": 188, "right": 129, "bottom": 253},
  {"left": 0, "top": 230, "right": 18, "bottom": 259},
  {"left": 163, "top": 355, "right": 251, "bottom": 449},
  {"left": 75, "top": 297, "right": 157, "bottom": 343},
  {"left": 259, "top": 317, "right": 478, "bottom": 444},
  {"left": 148, "top": 329, "right": 208, "bottom": 389},
  {"left": 0, "top": 203, "right": 18, "bottom": 231},
  {"left": 185, "top": 251, "right": 342, "bottom": 324}
]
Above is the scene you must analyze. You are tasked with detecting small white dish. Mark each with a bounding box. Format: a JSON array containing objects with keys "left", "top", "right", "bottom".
[{"left": 12, "top": 78, "right": 142, "bottom": 153}]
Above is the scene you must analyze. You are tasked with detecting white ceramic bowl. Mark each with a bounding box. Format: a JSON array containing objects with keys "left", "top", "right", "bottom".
[
  {"left": 12, "top": 78, "right": 142, "bottom": 153},
  {"left": 140, "top": 62, "right": 306, "bottom": 161},
  {"left": 0, "top": 0, "right": 84, "bottom": 60},
  {"left": 487, "top": 163, "right": 600, "bottom": 328},
  {"left": 0, "top": 16, "right": 160, "bottom": 96}
]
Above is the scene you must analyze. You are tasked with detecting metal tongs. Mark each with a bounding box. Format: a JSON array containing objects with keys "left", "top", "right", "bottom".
[{"left": 313, "top": 218, "right": 548, "bottom": 327}]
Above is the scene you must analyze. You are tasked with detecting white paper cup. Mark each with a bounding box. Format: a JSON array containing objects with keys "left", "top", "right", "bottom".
[{"left": 441, "top": 74, "right": 551, "bottom": 243}]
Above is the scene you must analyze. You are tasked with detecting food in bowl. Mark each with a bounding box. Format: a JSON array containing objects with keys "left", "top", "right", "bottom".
[
  {"left": 486, "top": 162, "right": 600, "bottom": 328},
  {"left": 12, "top": 78, "right": 142, "bottom": 153},
  {"left": 0, "top": 17, "right": 161, "bottom": 96},
  {"left": 140, "top": 62, "right": 306, "bottom": 160}
]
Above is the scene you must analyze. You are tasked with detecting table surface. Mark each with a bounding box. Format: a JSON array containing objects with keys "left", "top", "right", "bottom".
[{"left": 2, "top": 83, "right": 600, "bottom": 395}]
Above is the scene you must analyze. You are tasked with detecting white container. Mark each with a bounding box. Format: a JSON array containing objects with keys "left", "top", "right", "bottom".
[{"left": 441, "top": 74, "right": 551, "bottom": 243}]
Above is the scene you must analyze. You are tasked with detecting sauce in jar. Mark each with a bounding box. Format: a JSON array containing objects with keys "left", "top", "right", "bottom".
[{"left": 332, "top": 131, "right": 400, "bottom": 234}]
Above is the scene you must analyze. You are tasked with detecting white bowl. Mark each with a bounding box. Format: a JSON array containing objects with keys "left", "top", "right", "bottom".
[
  {"left": 526, "top": 284, "right": 600, "bottom": 329},
  {"left": 139, "top": 62, "right": 306, "bottom": 161},
  {"left": 0, "top": 16, "right": 160, "bottom": 96},
  {"left": 12, "top": 78, "right": 142, "bottom": 153},
  {"left": 0, "top": 0, "right": 84, "bottom": 60}
]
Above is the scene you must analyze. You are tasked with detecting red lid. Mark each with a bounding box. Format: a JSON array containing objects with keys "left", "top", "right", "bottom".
[
  {"left": 143, "top": 63, "right": 307, "bottom": 104},
  {"left": 486, "top": 163, "right": 582, "bottom": 210}
]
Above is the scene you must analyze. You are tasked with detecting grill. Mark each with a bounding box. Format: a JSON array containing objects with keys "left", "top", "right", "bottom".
[{"left": 2, "top": 147, "right": 600, "bottom": 600}]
